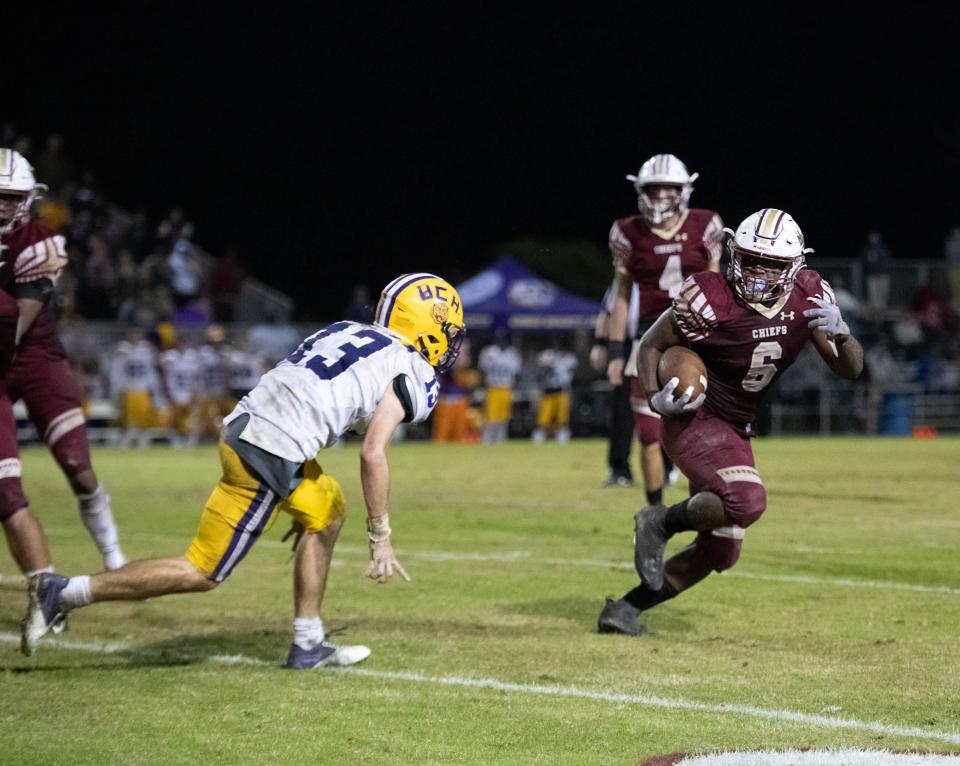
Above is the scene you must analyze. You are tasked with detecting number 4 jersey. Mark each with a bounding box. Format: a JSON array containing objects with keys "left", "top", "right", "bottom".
[
  {"left": 673, "top": 269, "right": 835, "bottom": 436},
  {"left": 224, "top": 321, "right": 439, "bottom": 463},
  {"left": 610, "top": 208, "right": 724, "bottom": 324}
]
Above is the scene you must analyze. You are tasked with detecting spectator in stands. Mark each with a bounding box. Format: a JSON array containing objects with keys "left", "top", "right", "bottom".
[
  {"left": 115, "top": 249, "right": 142, "bottom": 324},
  {"left": 343, "top": 284, "right": 374, "bottom": 323},
  {"left": 37, "top": 187, "right": 71, "bottom": 233},
  {"left": 912, "top": 279, "right": 956, "bottom": 350},
  {"left": 860, "top": 230, "right": 892, "bottom": 317},
  {"left": 78, "top": 234, "right": 117, "bottom": 319},
  {"left": 167, "top": 222, "right": 202, "bottom": 308},
  {"left": 34, "top": 133, "right": 75, "bottom": 196},
  {"left": 209, "top": 247, "right": 247, "bottom": 322},
  {"left": 944, "top": 226, "right": 960, "bottom": 313}
]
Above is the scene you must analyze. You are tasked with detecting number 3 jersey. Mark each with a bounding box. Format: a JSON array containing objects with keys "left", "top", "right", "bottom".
[
  {"left": 673, "top": 269, "right": 836, "bottom": 435},
  {"left": 224, "top": 321, "right": 439, "bottom": 463},
  {"left": 610, "top": 208, "right": 724, "bottom": 324}
]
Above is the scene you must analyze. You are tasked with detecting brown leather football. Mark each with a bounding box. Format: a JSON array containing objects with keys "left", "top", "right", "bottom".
[{"left": 657, "top": 346, "right": 708, "bottom": 400}]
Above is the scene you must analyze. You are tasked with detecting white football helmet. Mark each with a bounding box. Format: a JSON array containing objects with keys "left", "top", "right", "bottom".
[
  {"left": 626, "top": 153, "right": 698, "bottom": 225},
  {"left": 0, "top": 148, "right": 41, "bottom": 234},
  {"left": 725, "top": 208, "right": 813, "bottom": 303}
]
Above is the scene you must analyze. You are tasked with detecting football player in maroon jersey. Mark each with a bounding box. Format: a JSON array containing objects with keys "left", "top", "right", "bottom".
[
  {"left": 599, "top": 209, "right": 863, "bottom": 636},
  {"left": 606, "top": 154, "right": 724, "bottom": 507},
  {"left": 0, "top": 149, "right": 125, "bottom": 595}
]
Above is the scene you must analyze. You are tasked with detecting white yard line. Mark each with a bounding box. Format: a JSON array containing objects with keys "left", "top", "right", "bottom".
[
  {"left": 2, "top": 632, "right": 959, "bottom": 747},
  {"left": 13, "top": 527, "right": 960, "bottom": 596},
  {"left": 5, "top": 535, "right": 960, "bottom": 596}
]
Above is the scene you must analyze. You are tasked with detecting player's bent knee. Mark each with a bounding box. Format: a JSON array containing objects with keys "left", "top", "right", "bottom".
[
  {"left": 697, "top": 533, "right": 743, "bottom": 572},
  {"left": 722, "top": 482, "right": 766, "bottom": 529},
  {"left": 0, "top": 476, "right": 28, "bottom": 523},
  {"left": 49, "top": 431, "right": 93, "bottom": 478},
  {"left": 181, "top": 558, "right": 221, "bottom": 591}
]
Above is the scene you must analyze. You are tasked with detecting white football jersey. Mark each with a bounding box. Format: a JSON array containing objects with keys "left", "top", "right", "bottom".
[
  {"left": 537, "top": 349, "right": 578, "bottom": 389},
  {"left": 109, "top": 340, "right": 163, "bottom": 397},
  {"left": 197, "top": 345, "right": 229, "bottom": 398},
  {"left": 478, "top": 345, "right": 522, "bottom": 388},
  {"left": 227, "top": 349, "right": 265, "bottom": 394},
  {"left": 161, "top": 348, "right": 202, "bottom": 405},
  {"left": 225, "top": 321, "right": 439, "bottom": 463}
]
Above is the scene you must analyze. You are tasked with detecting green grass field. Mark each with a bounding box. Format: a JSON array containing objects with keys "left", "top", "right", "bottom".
[{"left": 1, "top": 437, "right": 958, "bottom": 765}]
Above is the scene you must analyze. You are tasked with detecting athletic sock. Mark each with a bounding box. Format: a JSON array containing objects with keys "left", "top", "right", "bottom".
[
  {"left": 24, "top": 565, "right": 54, "bottom": 580},
  {"left": 623, "top": 580, "right": 679, "bottom": 612},
  {"left": 61, "top": 576, "right": 92, "bottom": 610},
  {"left": 645, "top": 488, "right": 663, "bottom": 506},
  {"left": 293, "top": 617, "right": 325, "bottom": 650},
  {"left": 663, "top": 498, "right": 692, "bottom": 536},
  {"left": 77, "top": 486, "right": 125, "bottom": 567}
]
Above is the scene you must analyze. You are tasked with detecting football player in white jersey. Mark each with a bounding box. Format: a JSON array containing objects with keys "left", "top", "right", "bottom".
[
  {"left": 160, "top": 339, "right": 203, "bottom": 447},
  {"left": 23, "top": 273, "right": 466, "bottom": 669},
  {"left": 477, "top": 331, "right": 522, "bottom": 443},
  {"left": 531, "top": 347, "right": 578, "bottom": 443},
  {"left": 108, "top": 330, "right": 167, "bottom": 449}
]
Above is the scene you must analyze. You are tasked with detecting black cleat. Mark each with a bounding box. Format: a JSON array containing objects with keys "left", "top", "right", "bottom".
[
  {"left": 597, "top": 598, "right": 646, "bottom": 636},
  {"left": 633, "top": 504, "right": 668, "bottom": 590}
]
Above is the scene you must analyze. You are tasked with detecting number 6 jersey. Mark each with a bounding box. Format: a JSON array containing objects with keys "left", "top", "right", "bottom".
[
  {"left": 224, "top": 321, "right": 439, "bottom": 463},
  {"left": 672, "top": 269, "right": 835, "bottom": 436}
]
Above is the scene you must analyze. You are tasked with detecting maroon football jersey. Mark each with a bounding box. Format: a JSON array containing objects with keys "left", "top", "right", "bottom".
[
  {"left": 672, "top": 268, "right": 836, "bottom": 435},
  {"left": 0, "top": 220, "right": 68, "bottom": 356},
  {"left": 610, "top": 208, "right": 724, "bottom": 323}
]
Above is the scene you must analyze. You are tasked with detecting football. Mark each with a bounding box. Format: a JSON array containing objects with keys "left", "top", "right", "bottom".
[{"left": 657, "top": 346, "right": 708, "bottom": 400}]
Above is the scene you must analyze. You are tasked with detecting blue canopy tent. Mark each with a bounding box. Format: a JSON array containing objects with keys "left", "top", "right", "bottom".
[{"left": 456, "top": 256, "right": 602, "bottom": 332}]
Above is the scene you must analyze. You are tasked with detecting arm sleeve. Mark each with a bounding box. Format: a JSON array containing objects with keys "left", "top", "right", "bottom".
[{"left": 393, "top": 373, "right": 433, "bottom": 424}]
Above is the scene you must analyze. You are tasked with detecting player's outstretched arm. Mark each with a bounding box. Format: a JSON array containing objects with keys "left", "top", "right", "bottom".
[
  {"left": 360, "top": 386, "right": 411, "bottom": 583},
  {"left": 804, "top": 297, "right": 864, "bottom": 380}
]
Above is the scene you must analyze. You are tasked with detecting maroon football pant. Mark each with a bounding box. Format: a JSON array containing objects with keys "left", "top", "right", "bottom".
[
  {"left": 662, "top": 407, "right": 766, "bottom": 572},
  {"left": 0, "top": 353, "right": 92, "bottom": 520},
  {"left": 628, "top": 376, "right": 662, "bottom": 445}
]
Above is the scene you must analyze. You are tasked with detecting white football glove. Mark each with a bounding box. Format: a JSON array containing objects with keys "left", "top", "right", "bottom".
[
  {"left": 649, "top": 377, "right": 705, "bottom": 417},
  {"left": 803, "top": 296, "right": 850, "bottom": 336}
]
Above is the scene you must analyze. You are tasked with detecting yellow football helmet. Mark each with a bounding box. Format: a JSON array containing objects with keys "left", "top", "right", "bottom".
[{"left": 375, "top": 273, "right": 466, "bottom": 372}]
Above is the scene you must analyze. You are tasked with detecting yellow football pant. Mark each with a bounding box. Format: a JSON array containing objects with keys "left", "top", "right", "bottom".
[
  {"left": 186, "top": 439, "right": 346, "bottom": 582},
  {"left": 537, "top": 392, "right": 570, "bottom": 429},
  {"left": 120, "top": 391, "right": 154, "bottom": 430},
  {"left": 484, "top": 387, "right": 513, "bottom": 424}
]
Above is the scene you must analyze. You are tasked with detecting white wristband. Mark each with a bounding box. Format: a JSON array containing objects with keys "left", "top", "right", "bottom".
[{"left": 367, "top": 514, "right": 391, "bottom": 543}]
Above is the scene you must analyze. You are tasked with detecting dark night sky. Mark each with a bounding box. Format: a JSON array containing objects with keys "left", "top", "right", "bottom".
[{"left": 11, "top": 7, "right": 960, "bottom": 319}]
